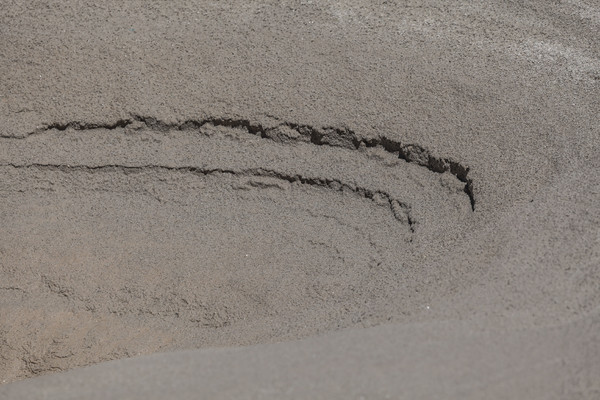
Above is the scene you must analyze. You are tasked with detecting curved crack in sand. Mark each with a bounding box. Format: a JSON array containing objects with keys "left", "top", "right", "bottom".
[
  {"left": 3, "top": 114, "right": 476, "bottom": 211},
  {"left": 1, "top": 163, "right": 414, "bottom": 230}
]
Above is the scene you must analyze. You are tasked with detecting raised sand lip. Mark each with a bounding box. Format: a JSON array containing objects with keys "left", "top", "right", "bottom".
[{"left": 1, "top": 0, "right": 599, "bottom": 397}]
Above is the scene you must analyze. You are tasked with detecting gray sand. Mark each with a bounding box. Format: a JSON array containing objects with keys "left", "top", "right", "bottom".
[{"left": 1, "top": 1, "right": 599, "bottom": 398}]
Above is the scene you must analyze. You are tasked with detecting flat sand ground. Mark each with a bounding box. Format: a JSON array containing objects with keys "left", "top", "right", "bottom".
[{"left": 1, "top": 1, "right": 599, "bottom": 398}]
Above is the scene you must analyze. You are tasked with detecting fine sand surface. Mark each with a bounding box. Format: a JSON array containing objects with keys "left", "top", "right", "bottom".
[{"left": 1, "top": 0, "right": 599, "bottom": 398}]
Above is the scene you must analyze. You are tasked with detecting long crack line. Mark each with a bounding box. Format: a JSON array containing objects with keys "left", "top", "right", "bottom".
[
  {"left": 3, "top": 114, "right": 476, "bottom": 210},
  {"left": 1, "top": 163, "right": 415, "bottom": 231}
]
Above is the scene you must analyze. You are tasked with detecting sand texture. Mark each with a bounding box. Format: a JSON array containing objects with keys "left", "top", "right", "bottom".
[{"left": 0, "top": 0, "right": 599, "bottom": 398}]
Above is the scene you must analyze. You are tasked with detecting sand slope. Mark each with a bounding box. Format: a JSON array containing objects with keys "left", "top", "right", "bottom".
[
  {"left": 1, "top": 0, "right": 599, "bottom": 397},
  {"left": 3, "top": 311, "right": 600, "bottom": 399}
]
